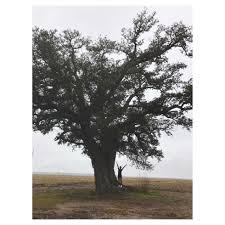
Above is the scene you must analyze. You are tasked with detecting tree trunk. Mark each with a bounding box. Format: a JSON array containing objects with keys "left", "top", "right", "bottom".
[{"left": 91, "top": 150, "right": 118, "bottom": 194}]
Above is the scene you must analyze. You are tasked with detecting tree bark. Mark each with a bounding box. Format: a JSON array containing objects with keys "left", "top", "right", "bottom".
[{"left": 91, "top": 150, "right": 118, "bottom": 194}]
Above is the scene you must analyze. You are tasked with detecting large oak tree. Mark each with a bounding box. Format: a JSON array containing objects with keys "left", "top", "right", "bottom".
[{"left": 33, "top": 9, "right": 192, "bottom": 193}]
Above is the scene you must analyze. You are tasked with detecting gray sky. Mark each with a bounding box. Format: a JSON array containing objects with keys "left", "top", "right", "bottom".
[{"left": 32, "top": 6, "right": 192, "bottom": 179}]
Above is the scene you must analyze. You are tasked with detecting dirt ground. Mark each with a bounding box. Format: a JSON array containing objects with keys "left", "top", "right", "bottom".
[{"left": 33, "top": 174, "right": 192, "bottom": 219}]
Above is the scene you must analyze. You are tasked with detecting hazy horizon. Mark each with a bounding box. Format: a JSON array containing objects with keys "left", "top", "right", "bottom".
[{"left": 32, "top": 171, "right": 192, "bottom": 180}]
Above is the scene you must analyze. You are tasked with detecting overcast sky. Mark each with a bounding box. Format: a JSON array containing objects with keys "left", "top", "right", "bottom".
[{"left": 32, "top": 6, "right": 192, "bottom": 179}]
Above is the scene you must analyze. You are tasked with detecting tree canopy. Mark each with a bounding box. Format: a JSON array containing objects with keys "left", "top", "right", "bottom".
[{"left": 33, "top": 9, "right": 192, "bottom": 172}]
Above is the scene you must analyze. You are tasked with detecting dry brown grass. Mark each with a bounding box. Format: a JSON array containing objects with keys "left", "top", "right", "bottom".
[
  {"left": 33, "top": 174, "right": 192, "bottom": 219},
  {"left": 33, "top": 174, "right": 95, "bottom": 185}
]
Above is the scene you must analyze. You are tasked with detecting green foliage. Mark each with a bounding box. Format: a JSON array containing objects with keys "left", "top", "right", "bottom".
[{"left": 33, "top": 9, "right": 192, "bottom": 170}]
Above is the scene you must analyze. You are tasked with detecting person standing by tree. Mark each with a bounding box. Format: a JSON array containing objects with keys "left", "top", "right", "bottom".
[
  {"left": 32, "top": 8, "right": 192, "bottom": 194},
  {"left": 117, "top": 162, "right": 126, "bottom": 187}
]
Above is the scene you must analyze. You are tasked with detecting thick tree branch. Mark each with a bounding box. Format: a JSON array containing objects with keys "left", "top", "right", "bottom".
[{"left": 104, "top": 37, "right": 184, "bottom": 106}]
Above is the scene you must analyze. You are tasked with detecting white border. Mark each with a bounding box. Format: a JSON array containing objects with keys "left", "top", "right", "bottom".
[{"left": 1, "top": 0, "right": 225, "bottom": 224}]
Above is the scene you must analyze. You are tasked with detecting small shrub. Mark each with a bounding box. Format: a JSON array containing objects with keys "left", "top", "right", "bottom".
[{"left": 136, "top": 178, "right": 151, "bottom": 193}]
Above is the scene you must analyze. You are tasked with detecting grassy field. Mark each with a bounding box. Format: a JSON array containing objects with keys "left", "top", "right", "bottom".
[{"left": 33, "top": 174, "right": 192, "bottom": 219}]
